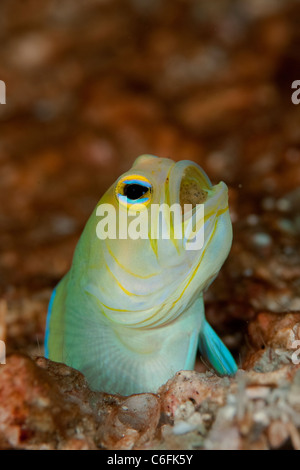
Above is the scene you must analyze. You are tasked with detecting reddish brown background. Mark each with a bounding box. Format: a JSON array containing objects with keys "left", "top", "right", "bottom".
[{"left": 0, "top": 0, "right": 299, "bottom": 366}]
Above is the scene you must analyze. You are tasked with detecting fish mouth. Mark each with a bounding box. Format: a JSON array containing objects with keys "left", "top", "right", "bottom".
[
  {"left": 168, "top": 160, "right": 229, "bottom": 212},
  {"left": 179, "top": 163, "right": 212, "bottom": 209},
  {"left": 167, "top": 160, "right": 230, "bottom": 251},
  {"left": 168, "top": 160, "right": 212, "bottom": 210}
]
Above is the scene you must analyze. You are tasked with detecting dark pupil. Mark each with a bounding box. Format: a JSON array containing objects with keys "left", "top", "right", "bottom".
[{"left": 123, "top": 184, "right": 148, "bottom": 200}]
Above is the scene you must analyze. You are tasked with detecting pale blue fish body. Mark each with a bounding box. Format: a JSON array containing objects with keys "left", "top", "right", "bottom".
[{"left": 45, "top": 155, "right": 237, "bottom": 395}]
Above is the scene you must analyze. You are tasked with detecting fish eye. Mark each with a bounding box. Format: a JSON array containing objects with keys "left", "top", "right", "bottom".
[
  {"left": 115, "top": 175, "right": 153, "bottom": 207},
  {"left": 123, "top": 183, "right": 149, "bottom": 200}
]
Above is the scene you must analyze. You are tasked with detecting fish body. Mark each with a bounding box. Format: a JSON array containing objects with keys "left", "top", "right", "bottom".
[{"left": 45, "top": 155, "right": 237, "bottom": 395}]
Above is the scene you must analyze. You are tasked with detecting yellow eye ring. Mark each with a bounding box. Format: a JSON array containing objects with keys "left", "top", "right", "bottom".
[{"left": 115, "top": 174, "right": 153, "bottom": 209}]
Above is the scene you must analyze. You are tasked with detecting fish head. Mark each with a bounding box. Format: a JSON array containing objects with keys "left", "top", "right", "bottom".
[{"left": 80, "top": 154, "right": 232, "bottom": 326}]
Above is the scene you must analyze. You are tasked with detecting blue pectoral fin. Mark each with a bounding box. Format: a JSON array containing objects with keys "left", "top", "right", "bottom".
[
  {"left": 199, "top": 320, "right": 238, "bottom": 376},
  {"left": 44, "top": 287, "right": 57, "bottom": 358}
]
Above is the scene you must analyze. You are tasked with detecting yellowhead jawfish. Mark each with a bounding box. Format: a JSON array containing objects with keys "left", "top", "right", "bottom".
[{"left": 45, "top": 155, "right": 237, "bottom": 395}]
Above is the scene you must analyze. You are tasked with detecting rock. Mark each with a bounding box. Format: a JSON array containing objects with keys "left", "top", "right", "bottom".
[
  {"left": 0, "top": 354, "right": 161, "bottom": 450},
  {"left": 1, "top": 352, "right": 300, "bottom": 450},
  {"left": 158, "top": 370, "right": 230, "bottom": 418},
  {"left": 267, "top": 420, "right": 290, "bottom": 449},
  {"left": 243, "top": 312, "right": 300, "bottom": 371},
  {"left": 0, "top": 354, "right": 98, "bottom": 449},
  {"left": 99, "top": 394, "right": 161, "bottom": 450}
]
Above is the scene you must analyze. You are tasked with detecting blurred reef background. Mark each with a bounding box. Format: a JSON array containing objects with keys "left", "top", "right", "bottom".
[{"left": 0, "top": 0, "right": 300, "bottom": 450}]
